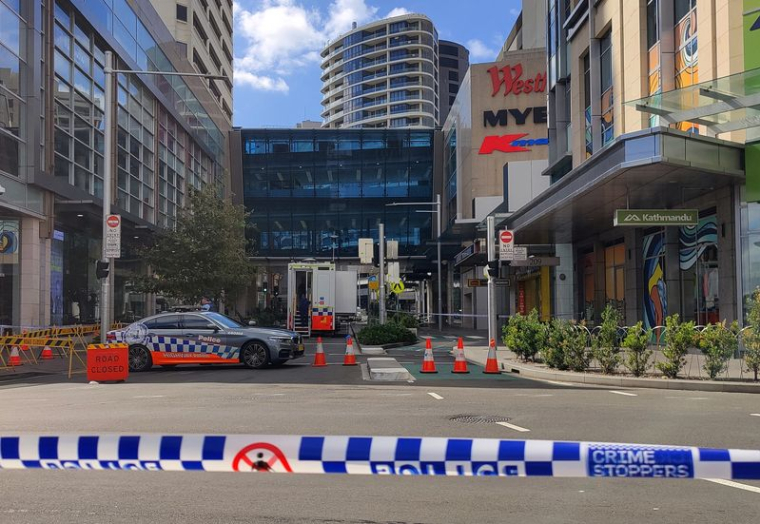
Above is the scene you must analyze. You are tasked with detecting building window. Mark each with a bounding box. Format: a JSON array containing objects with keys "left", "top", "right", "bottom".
[
  {"left": 548, "top": 0, "right": 558, "bottom": 87},
  {"left": 599, "top": 30, "right": 613, "bottom": 146},
  {"left": 583, "top": 53, "right": 592, "bottom": 158},
  {"left": 647, "top": 0, "right": 661, "bottom": 127},
  {"left": 675, "top": 0, "right": 698, "bottom": 132},
  {"left": 448, "top": 70, "right": 458, "bottom": 82},
  {"left": 444, "top": 128, "right": 457, "bottom": 224},
  {"left": 176, "top": 4, "right": 188, "bottom": 22}
]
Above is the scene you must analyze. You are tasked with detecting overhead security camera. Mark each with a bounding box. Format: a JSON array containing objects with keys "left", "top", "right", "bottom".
[{"left": 0, "top": 183, "right": 5, "bottom": 196}]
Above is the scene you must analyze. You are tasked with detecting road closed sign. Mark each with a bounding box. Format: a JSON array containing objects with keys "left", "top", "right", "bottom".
[
  {"left": 499, "top": 230, "right": 514, "bottom": 261},
  {"left": 105, "top": 214, "right": 121, "bottom": 258}
]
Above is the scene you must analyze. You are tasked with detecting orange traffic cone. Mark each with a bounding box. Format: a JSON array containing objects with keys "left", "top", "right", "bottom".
[
  {"left": 343, "top": 337, "right": 357, "bottom": 366},
  {"left": 312, "top": 337, "right": 327, "bottom": 367},
  {"left": 41, "top": 346, "right": 54, "bottom": 361},
  {"left": 483, "top": 339, "right": 500, "bottom": 374},
  {"left": 420, "top": 338, "right": 437, "bottom": 373},
  {"left": 9, "top": 346, "right": 22, "bottom": 366},
  {"left": 452, "top": 337, "right": 469, "bottom": 374}
]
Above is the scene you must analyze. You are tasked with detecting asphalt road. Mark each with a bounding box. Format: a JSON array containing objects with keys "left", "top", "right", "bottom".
[{"left": 1, "top": 335, "right": 759, "bottom": 523}]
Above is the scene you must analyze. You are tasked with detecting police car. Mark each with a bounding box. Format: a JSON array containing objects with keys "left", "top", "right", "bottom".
[{"left": 107, "top": 312, "right": 304, "bottom": 372}]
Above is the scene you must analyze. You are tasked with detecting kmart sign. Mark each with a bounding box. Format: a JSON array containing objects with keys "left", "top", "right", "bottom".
[{"left": 613, "top": 209, "right": 698, "bottom": 227}]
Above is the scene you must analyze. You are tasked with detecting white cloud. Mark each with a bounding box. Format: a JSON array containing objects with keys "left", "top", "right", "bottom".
[
  {"left": 234, "top": 70, "right": 290, "bottom": 93},
  {"left": 234, "top": 0, "right": 384, "bottom": 92},
  {"left": 466, "top": 39, "right": 498, "bottom": 61},
  {"left": 387, "top": 7, "right": 411, "bottom": 18},
  {"left": 510, "top": 8, "right": 520, "bottom": 16}
]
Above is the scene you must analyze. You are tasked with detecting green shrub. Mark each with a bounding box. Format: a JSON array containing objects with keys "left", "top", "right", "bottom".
[
  {"left": 656, "top": 314, "right": 696, "bottom": 379},
  {"left": 622, "top": 322, "right": 653, "bottom": 377},
  {"left": 502, "top": 309, "right": 546, "bottom": 362},
  {"left": 389, "top": 313, "right": 420, "bottom": 329},
  {"left": 744, "top": 288, "right": 760, "bottom": 382},
  {"left": 564, "top": 325, "right": 590, "bottom": 372},
  {"left": 543, "top": 319, "right": 571, "bottom": 370},
  {"left": 697, "top": 321, "right": 738, "bottom": 380},
  {"left": 592, "top": 305, "right": 621, "bottom": 374},
  {"left": 357, "top": 322, "right": 416, "bottom": 345}
]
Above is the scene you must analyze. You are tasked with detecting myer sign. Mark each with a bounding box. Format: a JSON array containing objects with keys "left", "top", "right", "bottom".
[{"left": 614, "top": 209, "right": 698, "bottom": 227}]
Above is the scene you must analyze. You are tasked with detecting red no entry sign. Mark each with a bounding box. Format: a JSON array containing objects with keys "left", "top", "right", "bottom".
[
  {"left": 500, "top": 231, "right": 513, "bottom": 244},
  {"left": 106, "top": 215, "right": 120, "bottom": 228}
]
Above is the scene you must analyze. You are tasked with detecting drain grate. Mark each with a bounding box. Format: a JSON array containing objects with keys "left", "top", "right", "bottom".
[{"left": 449, "top": 414, "right": 511, "bottom": 424}]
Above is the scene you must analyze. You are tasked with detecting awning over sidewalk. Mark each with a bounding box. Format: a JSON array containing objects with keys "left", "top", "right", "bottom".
[
  {"left": 505, "top": 128, "right": 744, "bottom": 244},
  {"left": 630, "top": 67, "right": 760, "bottom": 135}
]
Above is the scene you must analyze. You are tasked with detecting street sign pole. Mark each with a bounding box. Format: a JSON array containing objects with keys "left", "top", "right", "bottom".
[
  {"left": 486, "top": 216, "right": 497, "bottom": 346},
  {"left": 379, "top": 223, "right": 386, "bottom": 324},
  {"left": 100, "top": 51, "right": 114, "bottom": 343}
]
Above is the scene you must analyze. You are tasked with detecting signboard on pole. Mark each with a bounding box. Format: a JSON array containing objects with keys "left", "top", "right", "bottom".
[
  {"left": 512, "top": 246, "right": 528, "bottom": 261},
  {"left": 498, "top": 229, "right": 514, "bottom": 261},
  {"left": 358, "top": 238, "right": 374, "bottom": 264},
  {"left": 613, "top": 209, "right": 698, "bottom": 227},
  {"left": 105, "top": 214, "right": 121, "bottom": 258},
  {"left": 510, "top": 257, "right": 560, "bottom": 267}
]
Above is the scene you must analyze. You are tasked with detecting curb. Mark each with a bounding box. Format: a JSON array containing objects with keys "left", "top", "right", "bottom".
[
  {"left": 366, "top": 357, "right": 414, "bottom": 382},
  {"left": 462, "top": 348, "right": 760, "bottom": 394}
]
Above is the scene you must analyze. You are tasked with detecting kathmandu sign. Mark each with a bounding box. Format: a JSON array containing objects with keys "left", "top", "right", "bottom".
[{"left": 613, "top": 209, "right": 699, "bottom": 227}]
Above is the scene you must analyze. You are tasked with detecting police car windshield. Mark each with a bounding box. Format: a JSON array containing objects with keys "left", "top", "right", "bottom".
[{"left": 203, "top": 313, "right": 243, "bottom": 329}]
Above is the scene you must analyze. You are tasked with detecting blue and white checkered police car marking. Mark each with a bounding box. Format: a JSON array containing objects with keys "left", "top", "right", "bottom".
[
  {"left": 148, "top": 336, "right": 238, "bottom": 360},
  {"left": 0, "top": 435, "right": 758, "bottom": 479}
]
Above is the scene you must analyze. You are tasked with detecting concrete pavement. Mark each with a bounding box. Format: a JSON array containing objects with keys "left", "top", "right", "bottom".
[{"left": 1, "top": 336, "right": 759, "bottom": 523}]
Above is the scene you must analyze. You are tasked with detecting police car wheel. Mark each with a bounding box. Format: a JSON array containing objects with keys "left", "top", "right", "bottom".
[
  {"left": 240, "top": 342, "right": 269, "bottom": 369},
  {"left": 129, "top": 345, "right": 153, "bottom": 372}
]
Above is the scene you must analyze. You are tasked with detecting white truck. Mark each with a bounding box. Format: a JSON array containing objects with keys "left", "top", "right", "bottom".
[{"left": 287, "top": 262, "right": 358, "bottom": 337}]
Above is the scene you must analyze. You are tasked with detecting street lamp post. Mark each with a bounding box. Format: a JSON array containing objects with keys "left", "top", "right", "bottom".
[
  {"left": 99, "top": 51, "right": 227, "bottom": 342},
  {"left": 386, "top": 195, "right": 443, "bottom": 331}
]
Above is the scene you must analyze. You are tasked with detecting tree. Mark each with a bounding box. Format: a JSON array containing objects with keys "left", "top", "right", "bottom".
[
  {"left": 656, "top": 314, "right": 696, "bottom": 379},
  {"left": 502, "top": 309, "right": 546, "bottom": 362},
  {"left": 622, "top": 322, "right": 653, "bottom": 377},
  {"left": 132, "top": 185, "right": 256, "bottom": 304},
  {"left": 697, "top": 321, "right": 738, "bottom": 380},
  {"left": 592, "top": 305, "right": 621, "bottom": 374},
  {"left": 743, "top": 289, "right": 760, "bottom": 381}
]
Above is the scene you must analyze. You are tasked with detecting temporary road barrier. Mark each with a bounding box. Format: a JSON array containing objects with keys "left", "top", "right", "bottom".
[
  {"left": 0, "top": 336, "right": 81, "bottom": 377},
  {"left": 86, "top": 343, "right": 129, "bottom": 382},
  {"left": 0, "top": 434, "right": 757, "bottom": 479}
]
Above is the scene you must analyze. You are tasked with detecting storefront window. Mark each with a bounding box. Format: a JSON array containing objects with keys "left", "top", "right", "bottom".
[
  {"left": 0, "top": 220, "right": 20, "bottom": 328},
  {"left": 679, "top": 215, "right": 718, "bottom": 324},
  {"left": 580, "top": 251, "right": 595, "bottom": 322},
  {"left": 643, "top": 229, "right": 667, "bottom": 332},
  {"left": 604, "top": 242, "right": 625, "bottom": 321}
]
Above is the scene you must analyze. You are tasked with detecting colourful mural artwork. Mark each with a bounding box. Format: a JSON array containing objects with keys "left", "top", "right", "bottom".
[
  {"left": 679, "top": 215, "right": 718, "bottom": 270},
  {"left": 675, "top": 8, "right": 699, "bottom": 133},
  {"left": 643, "top": 231, "right": 667, "bottom": 332}
]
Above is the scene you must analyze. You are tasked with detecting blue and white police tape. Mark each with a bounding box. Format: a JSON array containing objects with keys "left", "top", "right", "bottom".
[{"left": 0, "top": 434, "right": 758, "bottom": 479}]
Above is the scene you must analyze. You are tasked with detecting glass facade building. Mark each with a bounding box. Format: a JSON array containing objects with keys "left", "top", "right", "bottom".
[
  {"left": 0, "top": 0, "right": 230, "bottom": 329},
  {"left": 240, "top": 129, "right": 436, "bottom": 259}
]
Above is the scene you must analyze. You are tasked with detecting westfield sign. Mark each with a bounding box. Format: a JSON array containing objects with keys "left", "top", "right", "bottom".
[{"left": 487, "top": 63, "right": 547, "bottom": 97}]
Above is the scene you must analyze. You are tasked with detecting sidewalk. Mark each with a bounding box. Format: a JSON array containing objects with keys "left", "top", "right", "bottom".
[{"left": 461, "top": 345, "right": 760, "bottom": 394}]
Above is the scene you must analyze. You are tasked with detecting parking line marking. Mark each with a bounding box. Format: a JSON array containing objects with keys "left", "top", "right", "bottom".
[
  {"left": 496, "top": 421, "right": 530, "bottom": 433},
  {"left": 705, "top": 479, "right": 760, "bottom": 494},
  {"left": 610, "top": 391, "right": 638, "bottom": 397},
  {"left": 427, "top": 392, "right": 444, "bottom": 400}
]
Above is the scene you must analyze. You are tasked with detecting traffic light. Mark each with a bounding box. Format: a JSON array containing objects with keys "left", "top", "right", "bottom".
[
  {"left": 485, "top": 260, "right": 499, "bottom": 279},
  {"left": 272, "top": 285, "right": 280, "bottom": 297},
  {"left": 95, "top": 260, "right": 110, "bottom": 280},
  {"left": 262, "top": 281, "right": 269, "bottom": 293}
]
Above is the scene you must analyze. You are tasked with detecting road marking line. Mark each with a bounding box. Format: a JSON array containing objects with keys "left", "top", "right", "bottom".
[
  {"left": 496, "top": 421, "right": 530, "bottom": 433},
  {"left": 360, "top": 364, "right": 370, "bottom": 381},
  {"left": 751, "top": 413, "right": 760, "bottom": 417},
  {"left": 427, "top": 392, "right": 444, "bottom": 400},
  {"left": 610, "top": 391, "right": 638, "bottom": 397},
  {"left": 132, "top": 395, "right": 165, "bottom": 399},
  {"left": 546, "top": 380, "right": 576, "bottom": 386},
  {"left": 466, "top": 336, "right": 486, "bottom": 340},
  {"left": 705, "top": 479, "right": 760, "bottom": 494}
]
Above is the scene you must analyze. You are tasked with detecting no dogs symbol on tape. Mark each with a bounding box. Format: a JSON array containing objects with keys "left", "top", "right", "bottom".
[{"left": 232, "top": 443, "right": 293, "bottom": 473}]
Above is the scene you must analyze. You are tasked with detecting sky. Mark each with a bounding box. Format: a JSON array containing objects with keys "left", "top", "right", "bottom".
[{"left": 232, "top": 0, "right": 522, "bottom": 128}]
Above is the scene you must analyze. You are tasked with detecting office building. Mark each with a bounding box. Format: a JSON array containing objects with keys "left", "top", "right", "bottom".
[
  {"left": 502, "top": 0, "right": 746, "bottom": 328},
  {"left": 320, "top": 14, "right": 440, "bottom": 129},
  {"left": 150, "top": 0, "right": 234, "bottom": 124},
  {"left": 231, "top": 128, "right": 440, "bottom": 313},
  {"left": 0, "top": 0, "right": 230, "bottom": 328},
  {"left": 438, "top": 40, "right": 469, "bottom": 125}
]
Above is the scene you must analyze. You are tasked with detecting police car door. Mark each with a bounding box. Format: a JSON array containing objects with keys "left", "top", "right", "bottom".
[
  {"left": 142, "top": 314, "right": 183, "bottom": 361},
  {"left": 181, "top": 314, "right": 226, "bottom": 363}
]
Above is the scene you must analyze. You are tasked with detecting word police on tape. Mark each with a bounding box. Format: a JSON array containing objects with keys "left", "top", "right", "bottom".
[{"left": 0, "top": 435, "right": 757, "bottom": 479}]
